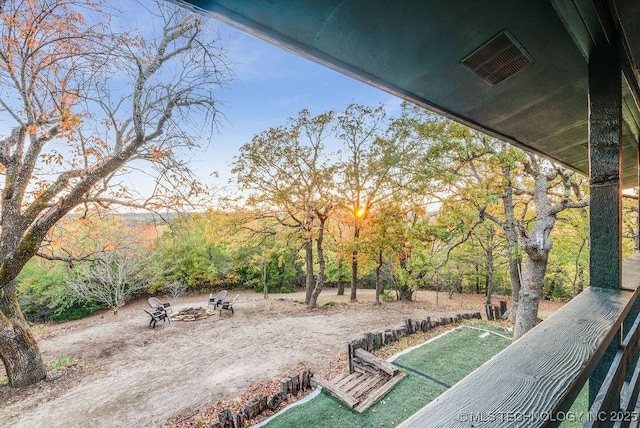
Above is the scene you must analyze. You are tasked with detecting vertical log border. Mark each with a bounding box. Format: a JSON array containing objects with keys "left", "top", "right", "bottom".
[{"left": 347, "top": 312, "right": 482, "bottom": 374}]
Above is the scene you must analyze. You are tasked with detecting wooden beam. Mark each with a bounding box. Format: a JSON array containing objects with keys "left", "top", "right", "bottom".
[
  {"left": 353, "top": 348, "right": 399, "bottom": 376},
  {"left": 588, "top": 34, "right": 623, "bottom": 291},
  {"left": 312, "top": 376, "right": 359, "bottom": 409},
  {"left": 398, "top": 286, "right": 638, "bottom": 428},
  {"left": 588, "top": 31, "right": 623, "bottom": 404}
]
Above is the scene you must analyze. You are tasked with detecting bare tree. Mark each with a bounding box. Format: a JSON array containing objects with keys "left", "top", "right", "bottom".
[
  {"left": 163, "top": 280, "right": 187, "bottom": 303},
  {"left": 0, "top": 0, "right": 231, "bottom": 387},
  {"left": 66, "top": 250, "right": 151, "bottom": 314}
]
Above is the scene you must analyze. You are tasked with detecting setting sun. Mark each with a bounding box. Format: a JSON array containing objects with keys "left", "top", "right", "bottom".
[{"left": 354, "top": 206, "right": 366, "bottom": 219}]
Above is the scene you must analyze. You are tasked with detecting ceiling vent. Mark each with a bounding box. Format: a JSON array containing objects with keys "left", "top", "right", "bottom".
[{"left": 461, "top": 30, "right": 533, "bottom": 86}]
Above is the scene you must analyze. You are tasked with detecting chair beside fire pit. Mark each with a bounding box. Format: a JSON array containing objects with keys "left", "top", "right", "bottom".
[
  {"left": 148, "top": 297, "right": 172, "bottom": 314},
  {"left": 207, "top": 290, "right": 228, "bottom": 310},
  {"left": 144, "top": 309, "right": 170, "bottom": 328},
  {"left": 219, "top": 294, "right": 239, "bottom": 316}
]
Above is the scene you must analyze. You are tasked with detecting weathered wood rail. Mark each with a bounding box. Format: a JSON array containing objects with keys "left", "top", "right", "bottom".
[{"left": 399, "top": 252, "right": 640, "bottom": 428}]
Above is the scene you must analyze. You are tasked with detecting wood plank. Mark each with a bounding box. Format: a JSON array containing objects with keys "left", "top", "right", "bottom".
[
  {"left": 336, "top": 372, "right": 363, "bottom": 389},
  {"left": 330, "top": 372, "right": 349, "bottom": 385},
  {"left": 341, "top": 372, "right": 370, "bottom": 392},
  {"left": 354, "top": 362, "right": 379, "bottom": 375},
  {"left": 343, "top": 373, "right": 381, "bottom": 395},
  {"left": 337, "top": 372, "right": 361, "bottom": 390},
  {"left": 354, "top": 372, "right": 406, "bottom": 413},
  {"left": 349, "top": 374, "right": 387, "bottom": 399},
  {"left": 354, "top": 348, "right": 398, "bottom": 376},
  {"left": 313, "top": 376, "right": 359, "bottom": 408},
  {"left": 399, "top": 286, "right": 638, "bottom": 428}
]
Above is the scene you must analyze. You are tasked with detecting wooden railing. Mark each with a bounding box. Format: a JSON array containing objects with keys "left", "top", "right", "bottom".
[{"left": 399, "top": 252, "right": 640, "bottom": 428}]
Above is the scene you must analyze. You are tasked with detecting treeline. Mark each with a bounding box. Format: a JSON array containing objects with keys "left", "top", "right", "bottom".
[{"left": 17, "top": 104, "right": 639, "bottom": 327}]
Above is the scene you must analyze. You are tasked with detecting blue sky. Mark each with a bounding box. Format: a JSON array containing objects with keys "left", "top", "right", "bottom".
[
  {"left": 190, "top": 17, "right": 403, "bottom": 192},
  {"left": 0, "top": 0, "right": 403, "bottom": 206}
]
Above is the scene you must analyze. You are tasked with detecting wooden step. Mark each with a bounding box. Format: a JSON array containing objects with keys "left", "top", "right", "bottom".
[
  {"left": 313, "top": 369, "right": 406, "bottom": 413},
  {"left": 354, "top": 371, "right": 405, "bottom": 413},
  {"left": 312, "top": 376, "right": 359, "bottom": 408}
]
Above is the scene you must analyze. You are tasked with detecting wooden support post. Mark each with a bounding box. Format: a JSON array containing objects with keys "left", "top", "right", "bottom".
[
  {"left": 405, "top": 319, "right": 412, "bottom": 334},
  {"left": 500, "top": 300, "right": 507, "bottom": 315},
  {"left": 348, "top": 343, "right": 354, "bottom": 374},
  {"left": 236, "top": 411, "right": 244, "bottom": 428},
  {"left": 493, "top": 305, "right": 501, "bottom": 319},
  {"left": 588, "top": 33, "right": 623, "bottom": 406},
  {"left": 280, "top": 378, "right": 290, "bottom": 396},
  {"left": 365, "top": 332, "right": 373, "bottom": 351},
  {"left": 291, "top": 374, "right": 300, "bottom": 395},
  {"left": 485, "top": 304, "right": 494, "bottom": 320},
  {"left": 301, "top": 370, "right": 312, "bottom": 390},
  {"left": 218, "top": 409, "right": 235, "bottom": 428}
]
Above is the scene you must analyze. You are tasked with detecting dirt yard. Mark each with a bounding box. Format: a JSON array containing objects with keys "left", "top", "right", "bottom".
[{"left": 0, "top": 289, "right": 563, "bottom": 427}]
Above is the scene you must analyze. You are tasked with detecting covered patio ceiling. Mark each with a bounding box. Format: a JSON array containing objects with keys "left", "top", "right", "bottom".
[{"left": 174, "top": 0, "right": 640, "bottom": 187}]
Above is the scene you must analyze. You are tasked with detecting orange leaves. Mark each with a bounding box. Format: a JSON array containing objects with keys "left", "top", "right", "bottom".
[
  {"left": 59, "top": 109, "right": 81, "bottom": 132},
  {"left": 60, "top": 91, "right": 78, "bottom": 108},
  {"left": 150, "top": 149, "right": 171, "bottom": 161},
  {"left": 39, "top": 151, "right": 63, "bottom": 166}
]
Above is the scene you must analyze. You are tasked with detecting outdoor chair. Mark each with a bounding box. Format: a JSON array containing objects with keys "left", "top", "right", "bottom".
[
  {"left": 143, "top": 309, "right": 170, "bottom": 328},
  {"left": 148, "top": 297, "right": 172, "bottom": 314},
  {"left": 219, "top": 294, "right": 239, "bottom": 316},
  {"left": 208, "top": 290, "right": 228, "bottom": 310}
]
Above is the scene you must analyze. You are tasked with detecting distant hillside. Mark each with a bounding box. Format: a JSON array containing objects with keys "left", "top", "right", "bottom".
[{"left": 115, "top": 212, "right": 180, "bottom": 227}]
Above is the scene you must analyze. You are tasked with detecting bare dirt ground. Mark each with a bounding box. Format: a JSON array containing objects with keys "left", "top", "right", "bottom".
[{"left": 0, "top": 289, "right": 563, "bottom": 428}]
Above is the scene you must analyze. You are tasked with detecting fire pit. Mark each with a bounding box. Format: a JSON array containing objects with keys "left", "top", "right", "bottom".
[{"left": 171, "top": 307, "right": 211, "bottom": 321}]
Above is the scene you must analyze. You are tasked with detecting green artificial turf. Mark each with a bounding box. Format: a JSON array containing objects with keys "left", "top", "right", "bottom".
[
  {"left": 558, "top": 384, "right": 588, "bottom": 427},
  {"left": 262, "top": 324, "right": 512, "bottom": 428}
]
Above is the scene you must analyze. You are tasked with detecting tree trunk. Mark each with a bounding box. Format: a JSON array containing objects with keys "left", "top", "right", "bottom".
[
  {"left": 485, "top": 246, "right": 494, "bottom": 305},
  {"left": 397, "top": 285, "right": 414, "bottom": 301},
  {"left": 0, "top": 280, "right": 47, "bottom": 387},
  {"left": 513, "top": 159, "right": 562, "bottom": 339},
  {"left": 513, "top": 250, "right": 548, "bottom": 340},
  {"left": 507, "top": 255, "right": 522, "bottom": 321},
  {"left": 375, "top": 250, "right": 383, "bottom": 304},
  {"left": 350, "top": 225, "right": 360, "bottom": 302},
  {"left": 304, "top": 238, "right": 314, "bottom": 305},
  {"left": 337, "top": 256, "right": 345, "bottom": 296},
  {"left": 336, "top": 224, "right": 345, "bottom": 296},
  {"left": 501, "top": 170, "right": 522, "bottom": 322},
  {"left": 309, "top": 216, "right": 327, "bottom": 307},
  {"left": 263, "top": 260, "right": 268, "bottom": 299},
  {"left": 350, "top": 255, "right": 358, "bottom": 301}
]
